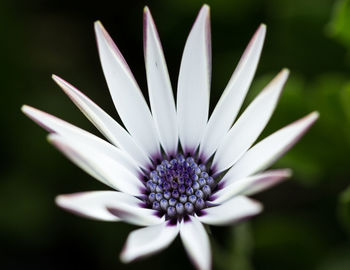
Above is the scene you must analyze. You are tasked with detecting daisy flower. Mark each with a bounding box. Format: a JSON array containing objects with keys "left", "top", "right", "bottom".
[{"left": 22, "top": 4, "right": 318, "bottom": 270}]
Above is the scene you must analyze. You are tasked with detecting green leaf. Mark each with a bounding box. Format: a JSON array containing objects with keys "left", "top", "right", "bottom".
[
  {"left": 328, "top": 0, "right": 350, "bottom": 49},
  {"left": 212, "top": 223, "right": 254, "bottom": 270},
  {"left": 339, "top": 82, "right": 350, "bottom": 121},
  {"left": 338, "top": 185, "right": 350, "bottom": 235}
]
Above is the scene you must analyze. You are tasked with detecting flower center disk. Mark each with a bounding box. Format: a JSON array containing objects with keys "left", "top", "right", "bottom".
[{"left": 146, "top": 154, "right": 215, "bottom": 219}]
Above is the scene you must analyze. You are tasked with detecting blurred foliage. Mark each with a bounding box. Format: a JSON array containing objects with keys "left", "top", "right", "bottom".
[
  {"left": 212, "top": 224, "right": 254, "bottom": 270},
  {"left": 328, "top": 0, "right": 350, "bottom": 52},
  {"left": 338, "top": 185, "right": 350, "bottom": 234},
  {"left": 0, "top": 0, "right": 350, "bottom": 269}
]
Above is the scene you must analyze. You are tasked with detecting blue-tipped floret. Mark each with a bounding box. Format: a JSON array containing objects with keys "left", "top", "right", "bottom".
[{"left": 145, "top": 154, "right": 216, "bottom": 219}]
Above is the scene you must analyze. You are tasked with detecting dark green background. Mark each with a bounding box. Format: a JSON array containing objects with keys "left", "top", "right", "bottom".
[{"left": 1, "top": 0, "right": 350, "bottom": 269}]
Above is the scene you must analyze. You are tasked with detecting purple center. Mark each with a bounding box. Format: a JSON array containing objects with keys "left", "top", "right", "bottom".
[{"left": 145, "top": 154, "right": 215, "bottom": 219}]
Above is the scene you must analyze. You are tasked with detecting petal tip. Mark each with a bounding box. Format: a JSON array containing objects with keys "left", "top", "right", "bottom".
[
  {"left": 46, "top": 133, "right": 56, "bottom": 143},
  {"left": 247, "top": 198, "right": 264, "bottom": 214},
  {"left": 119, "top": 250, "right": 131, "bottom": 264},
  {"left": 282, "top": 168, "right": 293, "bottom": 178},
  {"left": 55, "top": 194, "right": 68, "bottom": 208},
  {"left": 94, "top": 20, "right": 105, "bottom": 34},
  {"left": 273, "top": 68, "right": 289, "bottom": 84},
  {"left": 47, "top": 134, "right": 65, "bottom": 151},
  {"left": 301, "top": 111, "right": 320, "bottom": 128},
  {"left": 143, "top": 6, "right": 150, "bottom": 15},
  {"left": 52, "top": 74, "right": 65, "bottom": 87},
  {"left": 310, "top": 111, "right": 320, "bottom": 120},
  {"left": 143, "top": 5, "right": 152, "bottom": 45},
  {"left": 196, "top": 4, "right": 210, "bottom": 22},
  {"left": 259, "top": 23, "right": 267, "bottom": 31},
  {"left": 21, "top": 104, "right": 29, "bottom": 113},
  {"left": 94, "top": 20, "right": 102, "bottom": 27},
  {"left": 21, "top": 105, "right": 37, "bottom": 117},
  {"left": 281, "top": 68, "right": 290, "bottom": 76},
  {"left": 252, "top": 23, "right": 266, "bottom": 42},
  {"left": 51, "top": 75, "right": 74, "bottom": 95},
  {"left": 201, "top": 4, "right": 210, "bottom": 13},
  {"left": 255, "top": 201, "right": 264, "bottom": 213}
]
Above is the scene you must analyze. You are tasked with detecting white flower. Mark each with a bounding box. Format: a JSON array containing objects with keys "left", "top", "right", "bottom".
[{"left": 22, "top": 4, "right": 318, "bottom": 270}]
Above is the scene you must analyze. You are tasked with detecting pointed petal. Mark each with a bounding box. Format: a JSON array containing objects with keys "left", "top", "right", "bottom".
[
  {"left": 213, "top": 69, "right": 289, "bottom": 173},
  {"left": 180, "top": 215, "right": 211, "bottom": 270},
  {"left": 106, "top": 204, "right": 163, "bottom": 227},
  {"left": 211, "top": 169, "right": 291, "bottom": 204},
  {"left": 199, "top": 24, "right": 266, "bottom": 161},
  {"left": 242, "top": 169, "right": 292, "bottom": 196},
  {"left": 177, "top": 5, "right": 211, "bottom": 154},
  {"left": 120, "top": 220, "right": 179, "bottom": 263},
  {"left": 22, "top": 105, "right": 141, "bottom": 175},
  {"left": 197, "top": 196, "right": 262, "bottom": 226},
  {"left": 55, "top": 191, "right": 142, "bottom": 221},
  {"left": 95, "top": 21, "right": 160, "bottom": 159},
  {"left": 143, "top": 8, "right": 178, "bottom": 156},
  {"left": 222, "top": 112, "right": 319, "bottom": 186},
  {"left": 52, "top": 75, "right": 152, "bottom": 169},
  {"left": 48, "top": 134, "right": 144, "bottom": 196}
]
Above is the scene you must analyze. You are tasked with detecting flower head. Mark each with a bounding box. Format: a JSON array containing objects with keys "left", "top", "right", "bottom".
[{"left": 22, "top": 4, "right": 318, "bottom": 270}]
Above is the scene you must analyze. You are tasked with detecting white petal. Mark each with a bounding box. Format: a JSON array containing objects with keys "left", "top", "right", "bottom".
[
  {"left": 120, "top": 220, "right": 179, "bottom": 263},
  {"left": 177, "top": 5, "right": 211, "bottom": 154},
  {"left": 95, "top": 21, "right": 161, "bottom": 159},
  {"left": 197, "top": 196, "right": 262, "bottom": 226},
  {"left": 106, "top": 202, "right": 163, "bottom": 227},
  {"left": 180, "top": 215, "right": 211, "bottom": 270},
  {"left": 211, "top": 169, "right": 291, "bottom": 204},
  {"left": 55, "top": 190, "right": 142, "bottom": 221},
  {"left": 222, "top": 112, "right": 319, "bottom": 186},
  {"left": 48, "top": 134, "right": 144, "bottom": 196},
  {"left": 199, "top": 24, "right": 266, "bottom": 161},
  {"left": 213, "top": 69, "right": 289, "bottom": 173},
  {"left": 22, "top": 105, "right": 141, "bottom": 175},
  {"left": 52, "top": 75, "right": 152, "bottom": 169},
  {"left": 143, "top": 7, "right": 178, "bottom": 157}
]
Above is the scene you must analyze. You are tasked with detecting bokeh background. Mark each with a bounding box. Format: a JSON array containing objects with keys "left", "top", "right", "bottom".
[{"left": 1, "top": 0, "right": 350, "bottom": 269}]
